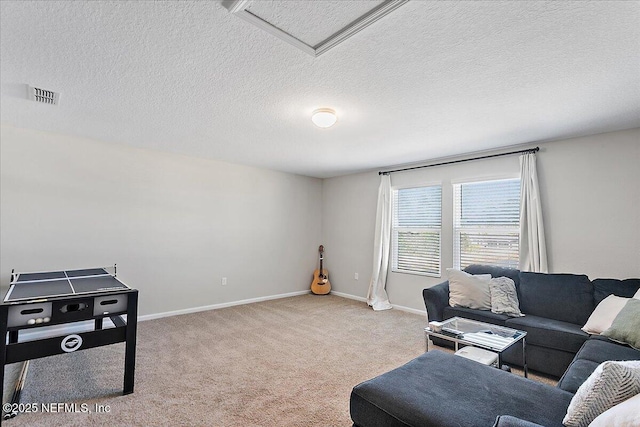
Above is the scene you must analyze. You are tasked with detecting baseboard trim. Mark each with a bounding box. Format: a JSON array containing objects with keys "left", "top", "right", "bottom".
[
  {"left": 393, "top": 304, "right": 427, "bottom": 317},
  {"left": 330, "top": 290, "right": 367, "bottom": 303},
  {"left": 138, "top": 290, "right": 311, "bottom": 322},
  {"left": 330, "top": 291, "right": 426, "bottom": 317}
]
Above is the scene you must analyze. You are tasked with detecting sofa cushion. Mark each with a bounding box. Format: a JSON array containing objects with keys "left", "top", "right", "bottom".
[
  {"left": 518, "top": 272, "right": 593, "bottom": 325},
  {"left": 573, "top": 335, "right": 640, "bottom": 364},
  {"left": 465, "top": 264, "right": 521, "bottom": 287},
  {"left": 505, "top": 315, "right": 589, "bottom": 353},
  {"left": 592, "top": 278, "right": 640, "bottom": 305},
  {"left": 443, "top": 306, "right": 510, "bottom": 325},
  {"left": 557, "top": 336, "right": 640, "bottom": 393},
  {"left": 557, "top": 359, "right": 601, "bottom": 393},
  {"left": 350, "top": 350, "right": 573, "bottom": 427}
]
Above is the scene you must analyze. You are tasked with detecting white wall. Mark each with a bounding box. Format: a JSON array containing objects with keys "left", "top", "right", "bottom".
[
  {"left": 2, "top": 125, "right": 638, "bottom": 317},
  {"left": 0, "top": 125, "right": 323, "bottom": 316},
  {"left": 322, "top": 128, "right": 640, "bottom": 312}
]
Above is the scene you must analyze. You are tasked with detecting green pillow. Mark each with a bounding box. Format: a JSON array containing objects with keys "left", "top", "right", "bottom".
[{"left": 602, "top": 298, "right": 640, "bottom": 350}]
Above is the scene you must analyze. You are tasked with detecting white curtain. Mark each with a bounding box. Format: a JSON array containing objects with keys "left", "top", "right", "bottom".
[
  {"left": 367, "top": 174, "right": 393, "bottom": 310},
  {"left": 519, "top": 152, "right": 548, "bottom": 273}
]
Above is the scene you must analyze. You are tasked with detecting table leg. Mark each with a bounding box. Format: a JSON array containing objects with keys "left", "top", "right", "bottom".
[
  {"left": 123, "top": 291, "right": 138, "bottom": 395},
  {"left": 522, "top": 338, "right": 528, "bottom": 378},
  {"left": 1, "top": 306, "right": 8, "bottom": 425}
]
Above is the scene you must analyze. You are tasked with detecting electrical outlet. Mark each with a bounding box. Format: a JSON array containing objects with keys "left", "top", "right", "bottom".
[
  {"left": 354, "top": 273, "right": 359, "bottom": 280},
  {"left": 221, "top": 277, "right": 227, "bottom": 286}
]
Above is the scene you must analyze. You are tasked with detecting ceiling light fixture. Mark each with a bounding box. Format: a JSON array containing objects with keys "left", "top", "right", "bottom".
[{"left": 311, "top": 108, "right": 337, "bottom": 128}]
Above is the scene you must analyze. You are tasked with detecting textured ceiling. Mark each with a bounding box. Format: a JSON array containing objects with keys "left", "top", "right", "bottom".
[{"left": 1, "top": 1, "right": 639, "bottom": 178}]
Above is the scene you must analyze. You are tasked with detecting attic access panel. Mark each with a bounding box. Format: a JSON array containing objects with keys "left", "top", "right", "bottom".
[{"left": 225, "top": 0, "right": 409, "bottom": 57}]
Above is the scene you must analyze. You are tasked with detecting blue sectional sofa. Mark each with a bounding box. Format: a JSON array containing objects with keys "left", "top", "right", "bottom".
[
  {"left": 350, "top": 266, "right": 640, "bottom": 427},
  {"left": 351, "top": 351, "right": 573, "bottom": 427},
  {"left": 423, "top": 265, "right": 640, "bottom": 377}
]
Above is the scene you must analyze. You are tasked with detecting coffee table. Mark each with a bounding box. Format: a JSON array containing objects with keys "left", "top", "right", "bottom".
[{"left": 425, "top": 317, "right": 528, "bottom": 377}]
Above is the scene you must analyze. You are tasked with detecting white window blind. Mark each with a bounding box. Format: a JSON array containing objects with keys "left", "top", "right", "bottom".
[
  {"left": 391, "top": 185, "right": 442, "bottom": 276},
  {"left": 454, "top": 178, "right": 521, "bottom": 270}
]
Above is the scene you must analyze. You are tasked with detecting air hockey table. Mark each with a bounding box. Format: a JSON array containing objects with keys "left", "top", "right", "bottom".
[{"left": 0, "top": 266, "right": 138, "bottom": 422}]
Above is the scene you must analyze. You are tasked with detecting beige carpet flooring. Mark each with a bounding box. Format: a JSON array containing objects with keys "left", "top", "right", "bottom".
[{"left": 2, "top": 294, "right": 555, "bottom": 426}]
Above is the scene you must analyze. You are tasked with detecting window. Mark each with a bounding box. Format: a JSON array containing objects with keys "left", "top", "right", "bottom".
[
  {"left": 391, "top": 185, "right": 442, "bottom": 276},
  {"left": 453, "top": 178, "right": 521, "bottom": 269}
]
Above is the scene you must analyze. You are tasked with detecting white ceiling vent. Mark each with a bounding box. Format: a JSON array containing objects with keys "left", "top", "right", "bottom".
[{"left": 28, "top": 86, "right": 60, "bottom": 105}]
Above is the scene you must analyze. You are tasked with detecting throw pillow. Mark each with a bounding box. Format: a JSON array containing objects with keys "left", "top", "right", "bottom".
[
  {"left": 488, "top": 276, "right": 524, "bottom": 317},
  {"left": 581, "top": 295, "right": 630, "bottom": 335},
  {"left": 447, "top": 268, "right": 492, "bottom": 310},
  {"left": 602, "top": 298, "right": 640, "bottom": 350},
  {"left": 562, "top": 360, "right": 640, "bottom": 427},
  {"left": 588, "top": 393, "right": 640, "bottom": 427}
]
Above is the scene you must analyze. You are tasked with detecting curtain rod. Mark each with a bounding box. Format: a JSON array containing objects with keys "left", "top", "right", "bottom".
[{"left": 379, "top": 146, "right": 539, "bottom": 175}]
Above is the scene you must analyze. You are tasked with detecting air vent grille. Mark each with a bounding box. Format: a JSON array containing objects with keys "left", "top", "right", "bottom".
[{"left": 29, "top": 86, "right": 60, "bottom": 105}]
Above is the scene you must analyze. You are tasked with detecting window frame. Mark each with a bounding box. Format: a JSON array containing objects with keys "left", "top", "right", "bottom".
[
  {"left": 452, "top": 176, "right": 521, "bottom": 270},
  {"left": 390, "top": 183, "right": 443, "bottom": 278}
]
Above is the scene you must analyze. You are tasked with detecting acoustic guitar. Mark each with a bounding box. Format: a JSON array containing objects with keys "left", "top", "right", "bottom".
[{"left": 310, "top": 245, "right": 331, "bottom": 295}]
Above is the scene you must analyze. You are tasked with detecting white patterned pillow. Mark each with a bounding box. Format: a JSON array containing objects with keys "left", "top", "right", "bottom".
[
  {"left": 488, "top": 276, "right": 524, "bottom": 317},
  {"left": 563, "top": 360, "right": 640, "bottom": 427}
]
